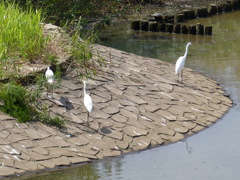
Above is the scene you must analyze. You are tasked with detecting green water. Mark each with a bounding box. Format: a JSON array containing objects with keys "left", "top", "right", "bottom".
[{"left": 19, "top": 11, "right": 240, "bottom": 180}]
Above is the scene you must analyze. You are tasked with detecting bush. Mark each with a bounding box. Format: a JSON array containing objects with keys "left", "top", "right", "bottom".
[{"left": 0, "top": 83, "right": 33, "bottom": 122}]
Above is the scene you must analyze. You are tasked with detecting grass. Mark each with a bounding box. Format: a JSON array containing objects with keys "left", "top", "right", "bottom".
[
  {"left": 0, "top": 2, "right": 45, "bottom": 63},
  {"left": 0, "top": 82, "right": 33, "bottom": 122}
]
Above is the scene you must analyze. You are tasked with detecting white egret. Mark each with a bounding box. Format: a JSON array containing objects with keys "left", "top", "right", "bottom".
[
  {"left": 45, "top": 67, "right": 54, "bottom": 98},
  {"left": 175, "top": 42, "right": 192, "bottom": 83},
  {"left": 83, "top": 80, "right": 93, "bottom": 123}
]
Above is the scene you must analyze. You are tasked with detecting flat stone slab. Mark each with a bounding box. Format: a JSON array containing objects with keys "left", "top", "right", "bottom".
[
  {"left": 123, "top": 126, "right": 148, "bottom": 137},
  {"left": 0, "top": 44, "right": 233, "bottom": 178}
]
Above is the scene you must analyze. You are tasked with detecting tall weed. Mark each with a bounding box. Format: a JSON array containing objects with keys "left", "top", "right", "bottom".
[
  {"left": 0, "top": 2, "right": 45, "bottom": 62},
  {"left": 70, "top": 19, "right": 105, "bottom": 79}
]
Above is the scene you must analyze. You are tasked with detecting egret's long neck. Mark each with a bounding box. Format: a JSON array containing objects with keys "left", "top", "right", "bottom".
[
  {"left": 83, "top": 81, "right": 86, "bottom": 95},
  {"left": 183, "top": 44, "right": 190, "bottom": 59}
]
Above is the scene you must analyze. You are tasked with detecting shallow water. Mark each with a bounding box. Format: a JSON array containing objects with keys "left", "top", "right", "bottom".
[{"left": 21, "top": 11, "right": 240, "bottom": 180}]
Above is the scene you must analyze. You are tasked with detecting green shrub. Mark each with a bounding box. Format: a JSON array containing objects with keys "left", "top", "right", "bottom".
[{"left": 0, "top": 83, "right": 33, "bottom": 122}]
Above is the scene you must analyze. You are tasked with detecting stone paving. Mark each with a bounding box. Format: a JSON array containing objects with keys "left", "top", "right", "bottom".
[{"left": 0, "top": 44, "right": 233, "bottom": 178}]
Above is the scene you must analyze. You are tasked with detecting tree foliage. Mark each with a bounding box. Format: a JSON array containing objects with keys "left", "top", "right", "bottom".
[{"left": 10, "top": 0, "right": 164, "bottom": 26}]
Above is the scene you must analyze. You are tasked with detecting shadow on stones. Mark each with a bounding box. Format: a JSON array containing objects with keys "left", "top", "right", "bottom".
[
  {"left": 60, "top": 97, "right": 74, "bottom": 110},
  {"left": 100, "top": 127, "right": 112, "bottom": 134}
]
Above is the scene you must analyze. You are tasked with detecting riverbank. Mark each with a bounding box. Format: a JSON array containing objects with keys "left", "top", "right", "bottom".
[{"left": 0, "top": 44, "right": 232, "bottom": 178}]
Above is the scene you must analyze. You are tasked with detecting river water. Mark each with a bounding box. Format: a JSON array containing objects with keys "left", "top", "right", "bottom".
[{"left": 21, "top": 11, "right": 240, "bottom": 180}]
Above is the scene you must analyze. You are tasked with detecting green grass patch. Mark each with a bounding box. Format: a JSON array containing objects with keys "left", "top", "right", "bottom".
[{"left": 0, "top": 1, "right": 45, "bottom": 62}]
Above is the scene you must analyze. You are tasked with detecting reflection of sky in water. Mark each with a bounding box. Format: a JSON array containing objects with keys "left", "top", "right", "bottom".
[{"left": 22, "top": 11, "right": 240, "bottom": 180}]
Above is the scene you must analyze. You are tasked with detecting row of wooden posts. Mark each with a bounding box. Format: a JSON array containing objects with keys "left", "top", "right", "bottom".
[
  {"left": 131, "top": 21, "right": 212, "bottom": 35},
  {"left": 131, "top": 0, "right": 240, "bottom": 36}
]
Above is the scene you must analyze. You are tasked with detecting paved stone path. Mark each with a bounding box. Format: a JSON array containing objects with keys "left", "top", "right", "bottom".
[{"left": 0, "top": 44, "right": 232, "bottom": 178}]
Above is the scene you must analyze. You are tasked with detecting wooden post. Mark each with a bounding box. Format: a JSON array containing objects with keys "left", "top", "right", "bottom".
[
  {"left": 173, "top": 24, "right": 181, "bottom": 34},
  {"left": 182, "top": 10, "right": 189, "bottom": 19},
  {"left": 227, "top": 2, "right": 233, "bottom": 11},
  {"left": 140, "top": 20, "right": 149, "bottom": 31},
  {"left": 195, "top": 7, "right": 208, "bottom": 18},
  {"left": 182, "top": 9, "right": 196, "bottom": 20},
  {"left": 131, "top": 20, "right": 140, "bottom": 30},
  {"left": 175, "top": 14, "right": 185, "bottom": 23},
  {"left": 205, "top": 26, "right": 212, "bottom": 35},
  {"left": 228, "top": 0, "right": 234, "bottom": 10},
  {"left": 237, "top": 0, "right": 240, "bottom": 9},
  {"left": 148, "top": 22, "right": 158, "bottom": 32},
  {"left": 188, "top": 25, "right": 197, "bottom": 35},
  {"left": 217, "top": 4, "right": 224, "bottom": 14},
  {"left": 190, "top": 9, "right": 197, "bottom": 19},
  {"left": 196, "top": 23, "right": 204, "bottom": 35},
  {"left": 181, "top": 25, "right": 188, "bottom": 34},
  {"left": 158, "top": 23, "right": 166, "bottom": 32},
  {"left": 209, "top": 4, "right": 217, "bottom": 15},
  {"left": 153, "top": 14, "right": 164, "bottom": 22},
  {"left": 165, "top": 23, "right": 173, "bottom": 33},
  {"left": 164, "top": 15, "right": 174, "bottom": 23},
  {"left": 232, "top": 0, "right": 240, "bottom": 10},
  {"left": 222, "top": 3, "right": 228, "bottom": 12}
]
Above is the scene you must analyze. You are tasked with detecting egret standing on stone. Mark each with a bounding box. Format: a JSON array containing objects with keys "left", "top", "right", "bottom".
[
  {"left": 83, "top": 80, "right": 93, "bottom": 123},
  {"left": 175, "top": 42, "right": 192, "bottom": 83},
  {"left": 45, "top": 67, "right": 54, "bottom": 98}
]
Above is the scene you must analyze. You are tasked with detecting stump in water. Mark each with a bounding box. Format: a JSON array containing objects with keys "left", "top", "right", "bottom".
[
  {"left": 153, "top": 13, "right": 164, "bottom": 22},
  {"left": 205, "top": 26, "right": 212, "bottom": 35},
  {"left": 217, "top": 4, "right": 224, "bottom": 14},
  {"left": 165, "top": 23, "right": 173, "bottom": 33},
  {"left": 223, "top": 2, "right": 231, "bottom": 12},
  {"left": 173, "top": 24, "right": 181, "bottom": 34},
  {"left": 158, "top": 23, "right": 166, "bottom": 32},
  {"left": 140, "top": 20, "right": 149, "bottom": 31},
  {"left": 164, "top": 15, "right": 175, "bottom": 23},
  {"left": 197, "top": 23, "right": 204, "bottom": 35},
  {"left": 182, "top": 9, "right": 196, "bottom": 20},
  {"left": 148, "top": 22, "right": 158, "bottom": 32},
  {"left": 227, "top": 0, "right": 234, "bottom": 10},
  {"left": 175, "top": 14, "right": 185, "bottom": 23},
  {"left": 209, "top": 4, "right": 217, "bottom": 15},
  {"left": 232, "top": 0, "right": 240, "bottom": 10},
  {"left": 182, "top": 25, "right": 188, "bottom": 34},
  {"left": 188, "top": 25, "right": 197, "bottom": 35},
  {"left": 195, "top": 7, "right": 209, "bottom": 18},
  {"left": 131, "top": 20, "right": 140, "bottom": 31}
]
